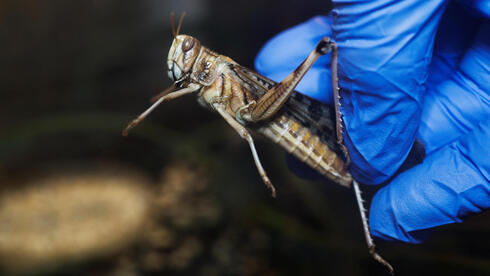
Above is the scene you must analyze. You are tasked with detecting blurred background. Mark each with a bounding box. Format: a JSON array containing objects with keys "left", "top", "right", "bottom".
[{"left": 0, "top": 0, "right": 489, "bottom": 275}]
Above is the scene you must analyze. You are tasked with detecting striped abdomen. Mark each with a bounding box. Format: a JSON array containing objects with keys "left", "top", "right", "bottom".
[{"left": 257, "top": 114, "right": 352, "bottom": 187}]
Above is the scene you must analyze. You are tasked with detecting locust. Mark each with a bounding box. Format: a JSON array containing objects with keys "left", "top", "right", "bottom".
[{"left": 123, "top": 13, "right": 394, "bottom": 273}]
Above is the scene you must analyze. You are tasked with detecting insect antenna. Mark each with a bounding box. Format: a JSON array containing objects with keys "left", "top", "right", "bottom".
[
  {"left": 176, "top": 12, "right": 186, "bottom": 36},
  {"left": 170, "top": 12, "right": 176, "bottom": 37}
]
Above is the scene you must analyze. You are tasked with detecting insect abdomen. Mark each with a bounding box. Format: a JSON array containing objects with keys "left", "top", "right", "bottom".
[{"left": 257, "top": 114, "right": 352, "bottom": 187}]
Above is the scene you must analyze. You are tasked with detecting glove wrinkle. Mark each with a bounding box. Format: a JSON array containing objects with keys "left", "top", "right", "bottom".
[{"left": 458, "top": 186, "right": 487, "bottom": 218}]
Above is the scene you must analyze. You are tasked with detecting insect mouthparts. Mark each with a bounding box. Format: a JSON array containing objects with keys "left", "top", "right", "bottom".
[{"left": 168, "top": 69, "right": 175, "bottom": 82}]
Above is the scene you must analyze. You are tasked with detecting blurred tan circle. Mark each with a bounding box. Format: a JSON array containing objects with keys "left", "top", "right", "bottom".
[{"left": 0, "top": 169, "right": 151, "bottom": 273}]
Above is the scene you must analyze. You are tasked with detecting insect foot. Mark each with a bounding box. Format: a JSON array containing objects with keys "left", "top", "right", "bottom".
[{"left": 316, "top": 37, "right": 333, "bottom": 55}]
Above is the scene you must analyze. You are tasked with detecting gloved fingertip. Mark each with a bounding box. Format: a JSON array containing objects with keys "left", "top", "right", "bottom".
[
  {"left": 255, "top": 15, "right": 332, "bottom": 76},
  {"left": 369, "top": 184, "right": 428, "bottom": 244},
  {"left": 370, "top": 120, "right": 490, "bottom": 243}
]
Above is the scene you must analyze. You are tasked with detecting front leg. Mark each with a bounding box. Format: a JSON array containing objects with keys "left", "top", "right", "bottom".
[
  {"left": 123, "top": 84, "right": 200, "bottom": 136},
  {"left": 214, "top": 103, "right": 276, "bottom": 197}
]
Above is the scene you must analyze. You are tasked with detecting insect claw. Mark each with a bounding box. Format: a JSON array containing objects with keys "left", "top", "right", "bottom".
[
  {"left": 122, "top": 120, "right": 138, "bottom": 136},
  {"left": 259, "top": 172, "right": 276, "bottom": 198},
  {"left": 370, "top": 247, "right": 395, "bottom": 275},
  {"left": 264, "top": 178, "right": 277, "bottom": 198}
]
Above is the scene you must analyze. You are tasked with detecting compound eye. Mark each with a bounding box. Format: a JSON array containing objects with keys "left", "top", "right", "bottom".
[{"left": 182, "top": 37, "right": 194, "bottom": 52}]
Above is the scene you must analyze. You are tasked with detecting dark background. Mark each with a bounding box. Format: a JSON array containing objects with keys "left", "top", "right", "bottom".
[{"left": 0, "top": 0, "right": 489, "bottom": 275}]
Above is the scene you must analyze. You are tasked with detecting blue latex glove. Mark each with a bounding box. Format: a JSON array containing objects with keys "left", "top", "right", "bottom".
[{"left": 255, "top": 1, "right": 490, "bottom": 243}]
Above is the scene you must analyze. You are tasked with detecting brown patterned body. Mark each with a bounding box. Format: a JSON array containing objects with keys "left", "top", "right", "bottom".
[
  {"left": 258, "top": 115, "right": 351, "bottom": 186},
  {"left": 193, "top": 47, "right": 352, "bottom": 187}
]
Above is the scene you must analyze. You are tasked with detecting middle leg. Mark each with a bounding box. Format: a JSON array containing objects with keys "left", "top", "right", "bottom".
[{"left": 214, "top": 103, "right": 276, "bottom": 197}]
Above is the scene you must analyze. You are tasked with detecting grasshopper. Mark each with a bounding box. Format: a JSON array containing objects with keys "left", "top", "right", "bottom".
[{"left": 123, "top": 13, "right": 394, "bottom": 273}]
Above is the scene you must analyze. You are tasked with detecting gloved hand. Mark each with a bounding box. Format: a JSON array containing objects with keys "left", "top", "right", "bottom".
[{"left": 254, "top": 0, "right": 490, "bottom": 243}]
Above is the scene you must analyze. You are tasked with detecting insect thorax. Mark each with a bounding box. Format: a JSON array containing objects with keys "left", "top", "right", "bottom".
[{"left": 192, "top": 48, "right": 260, "bottom": 118}]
